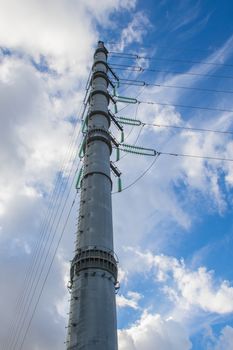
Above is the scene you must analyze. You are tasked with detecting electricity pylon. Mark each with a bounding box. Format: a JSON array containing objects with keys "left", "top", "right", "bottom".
[{"left": 66, "top": 41, "right": 118, "bottom": 350}]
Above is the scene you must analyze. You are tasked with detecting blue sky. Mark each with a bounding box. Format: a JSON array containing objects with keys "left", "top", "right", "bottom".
[{"left": 0, "top": 0, "right": 233, "bottom": 349}]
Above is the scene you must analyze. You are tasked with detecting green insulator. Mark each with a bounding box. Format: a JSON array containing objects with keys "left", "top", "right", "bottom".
[
  {"left": 121, "top": 143, "right": 156, "bottom": 156},
  {"left": 79, "top": 138, "right": 86, "bottom": 158},
  {"left": 114, "top": 103, "right": 118, "bottom": 113},
  {"left": 121, "top": 130, "right": 124, "bottom": 143},
  {"left": 116, "top": 116, "right": 141, "bottom": 126},
  {"left": 82, "top": 116, "right": 88, "bottom": 133},
  {"left": 75, "top": 167, "right": 83, "bottom": 190},
  {"left": 116, "top": 96, "right": 137, "bottom": 104},
  {"left": 116, "top": 148, "right": 120, "bottom": 161},
  {"left": 118, "top": 177, "right": 122, "bottom": 192}
]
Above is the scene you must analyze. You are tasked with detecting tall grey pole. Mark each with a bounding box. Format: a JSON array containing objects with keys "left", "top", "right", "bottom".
[{"left": 66, "top": 41, "right": 118, "bottom": 350}]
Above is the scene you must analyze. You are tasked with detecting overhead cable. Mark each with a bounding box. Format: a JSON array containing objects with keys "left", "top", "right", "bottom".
[
  {"left": 118, "top": 144, "right": 233, "bottom": 162},
  {"left": 11, "top": 168, "right": 79, "bottom": 350},
  {"left": 136, "top": 100, "right": 233, "bottom": 113},
  {"left": 18, "top": 194, "right": 77, "bottom": 350},
  {"left": 112, "top": 154, "right": 160, "bottom": 194},
  {"left": 114, "top": 77, "right": 233, "bottom": 94},
  {"left": 5, "top": 126, "right": 82, "bottom": 350},
  {"left": 110, "top": 63, "right": 233, "bottom": 80},
  {"left": 143, "top": 122, "right": 233, "bottom": 135},
  {"left": 115, "top": 115, "right": 233, "bottom": 136},
  {"left": 160, "top": 151, "right": 233, "bottom": 162},
  {"left": 8, "top": 72, "right": 92, "bottom": 349},
  {"left": 109, "top": 51, "right": 233, "bottom": 68},
  {"left": 4, "top": 76, "right": 90, "bottom": 350}
]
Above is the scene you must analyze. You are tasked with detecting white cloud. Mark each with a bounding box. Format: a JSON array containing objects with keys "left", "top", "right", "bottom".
[
  {"left": 54, "top": 252, "right": 70, "bottom": 319},
  {"left": 0, "top": 0, "right": 136, "bottom": 73},
  {"left": 118, "top": 311, "right": 192, "bottom": 350},
  {"left": 213, "top": 326, "right": 233, "bottom": 350},
  {"left": 115, "top": 11, "right": 151, "bottom": 51},
  {"left": 171, "top": 0, "right": 201, "bottom": 32},
  {"left": 127, "top": 249, "right": 233, "bottom": 315},
  {"left": 117, "top": 291, "right": 142, "bottom": 309},
  {"left": 118, "top": 266, "right": 128, "bottom": 284},
  {"left": 0, "top": 55, "right": 76, "bottom": 217}
]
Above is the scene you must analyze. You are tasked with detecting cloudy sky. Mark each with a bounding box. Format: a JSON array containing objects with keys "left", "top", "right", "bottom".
[{"left": 1, "top": 0, "right": 233, "bottom": 349}]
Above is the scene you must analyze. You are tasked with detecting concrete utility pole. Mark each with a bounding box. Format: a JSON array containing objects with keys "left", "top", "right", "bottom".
[{"left": 66, "top": 41, "right": 118, "bottom": 349}]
